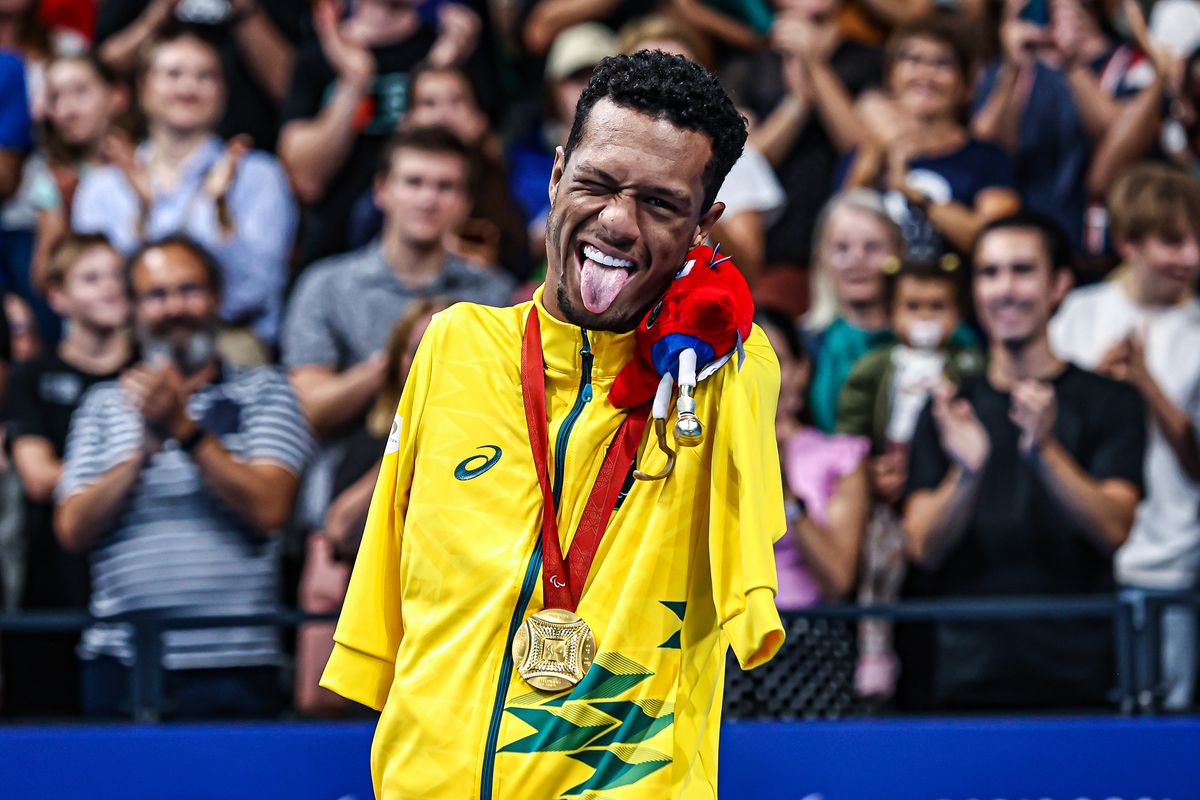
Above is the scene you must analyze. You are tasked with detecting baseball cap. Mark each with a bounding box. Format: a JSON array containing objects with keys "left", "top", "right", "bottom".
[{"left": 545, "top": 22, "right": 618, "bottom": 83}]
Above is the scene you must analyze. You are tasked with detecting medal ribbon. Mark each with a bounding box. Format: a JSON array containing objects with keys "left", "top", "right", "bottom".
[{"left": 521, "top": 309, "right": 650, "bottom": 611}]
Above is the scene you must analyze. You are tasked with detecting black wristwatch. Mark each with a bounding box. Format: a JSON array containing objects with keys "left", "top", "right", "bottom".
[{"left": 177, "top": 425, "right": 207, "bottom": 454}]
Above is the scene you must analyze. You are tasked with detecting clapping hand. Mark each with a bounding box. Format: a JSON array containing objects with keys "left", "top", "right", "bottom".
[
  {"left": 1009, "top": 379, "right": 1057, "bottom": 455},
  {"left": 931, "top": 381, "right": 991, "bottom": 473},
  {"left": 427, "top": 2, "right": 481, "bottom": 68},
  {"left": 314, "top": 0, "right": 375, "bottom": 91},
  {"left": 121, "top": 360, "right": 191, "bottom": 446}
]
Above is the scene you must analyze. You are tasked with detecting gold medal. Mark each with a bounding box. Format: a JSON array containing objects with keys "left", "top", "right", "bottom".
[{"left": 511, "top": 608, "right": 597, "bottom": 692}]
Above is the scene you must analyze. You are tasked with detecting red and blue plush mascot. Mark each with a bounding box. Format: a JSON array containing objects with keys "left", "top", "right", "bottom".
[{"left": 611, "top": 243, "right": 755, "bottom": 479}]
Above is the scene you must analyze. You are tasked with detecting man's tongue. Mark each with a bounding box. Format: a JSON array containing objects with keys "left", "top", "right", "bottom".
[{"left": 580, "top": 256, "right": 631, "bottom": 314}]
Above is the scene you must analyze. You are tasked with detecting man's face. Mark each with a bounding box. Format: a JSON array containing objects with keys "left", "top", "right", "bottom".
[
  {"left": 52, "top": 245, "right": 130, "bottom": 332},
  {"left": 374, "top": 148, "right": 471, "bottom": 248},
  {"left": 973, "top": 228, "right": 1069, "bottom": 350},
  {"left": 131, "top": 243, "right": 219, "bottom": 371},
  {"left": 1123, "top": 228, "right": 1200, "bottom": 306},
  {"left": 544, "top": 99, "right": 724, "bottom": 332}
]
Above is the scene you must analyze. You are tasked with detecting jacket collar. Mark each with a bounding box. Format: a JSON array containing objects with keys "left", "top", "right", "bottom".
[{"left": 532, "top": 286, "right": 635, "bottom": 381}]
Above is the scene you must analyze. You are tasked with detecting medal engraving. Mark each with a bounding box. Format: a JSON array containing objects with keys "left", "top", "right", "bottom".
[{"left": 511, "top": 608, "right": 596, "bottom": 692}]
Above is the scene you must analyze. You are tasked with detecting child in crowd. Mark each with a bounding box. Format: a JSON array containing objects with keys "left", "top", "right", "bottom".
[
  {"left": 2, "top": 232, "right": 131, "bottom": 717},
  {"left": 1051, "top": 163, "right": 1200, "bottom": 711},
  {"left": 836, "top": 256, "right": 983, "bottom": 699}
]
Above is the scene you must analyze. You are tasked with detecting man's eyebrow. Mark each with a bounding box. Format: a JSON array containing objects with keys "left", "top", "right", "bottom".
[{"left": 575, "top": 164, "right": 689, "bottom": 201}]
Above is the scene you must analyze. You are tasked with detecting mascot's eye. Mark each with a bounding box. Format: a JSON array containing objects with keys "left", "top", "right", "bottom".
[
  {"left": 646, "top": 299, "right": 663, "bottom": 329},
  {"left": 676, "top": 260, "right": 695, "bottom": 279}
]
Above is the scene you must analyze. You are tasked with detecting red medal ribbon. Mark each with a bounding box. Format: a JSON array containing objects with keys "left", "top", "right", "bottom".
[{"left": 521, "top": 309, "right": 650, "bottom": 611}]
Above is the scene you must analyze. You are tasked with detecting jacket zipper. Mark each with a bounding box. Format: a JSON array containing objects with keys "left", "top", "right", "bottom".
[{"left": 480, "top": 329, "right": 593, "bottom": 799}]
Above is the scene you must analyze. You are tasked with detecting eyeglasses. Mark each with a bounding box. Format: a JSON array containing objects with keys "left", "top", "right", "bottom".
[
  {"left": 894, "top": 50, "right": 959, "bottom": 73},
  {"left": 136, "top": 282, "right": 210, "bottom": 306}
]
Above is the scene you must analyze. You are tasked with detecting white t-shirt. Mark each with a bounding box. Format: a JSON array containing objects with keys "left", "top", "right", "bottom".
[
  {"left": 714, "top": 145, "right": 785, "bottom": 226},
  {"left": 1050, "top": 280, "right": 1200, "bottom": 589},
  {"left": 1150, "top": 0, "right": 1200, "bottom": 58}
]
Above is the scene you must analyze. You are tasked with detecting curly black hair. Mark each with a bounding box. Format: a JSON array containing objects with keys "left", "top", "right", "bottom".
[{"left": 563, "top": 50, "right": 747, "bottom": 212}]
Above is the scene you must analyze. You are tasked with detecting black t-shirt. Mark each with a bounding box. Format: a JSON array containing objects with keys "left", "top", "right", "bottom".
[
  {"left": 721, "top": 43, "right": 882, "bottom": 267},
  {"left": 4, "top": 351, "right": 127, "bottom": 608},
  {"left": 281, "top": 28, "right": 499, "bottom": 266},
  {"left": 96, "top": 0, "right": 309, "bottom": 151},
  {"left": 900, "top": 364, "right": 1146, "bottom": 710}
]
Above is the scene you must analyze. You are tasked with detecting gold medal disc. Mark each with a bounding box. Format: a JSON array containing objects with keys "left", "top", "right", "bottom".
[{"left": 511, "top": 608, "right": 597, "bottom": 692}]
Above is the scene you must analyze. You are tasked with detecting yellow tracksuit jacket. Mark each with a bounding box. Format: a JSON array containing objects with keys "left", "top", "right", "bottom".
[{"left": 321, "top": 291, "right": 785, "bottom": 799}]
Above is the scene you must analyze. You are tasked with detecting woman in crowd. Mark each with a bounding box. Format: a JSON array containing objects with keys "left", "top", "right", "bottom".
[
  {"left": 30, "top": 54, "right": 128, "bottom": 291},
  {"left": 841, "top": 18, "right": 1020, "bottom": 261},
  {"left": 70, "top": 28, "right": 296, "bottom": 352},
  {"left": 803, "top": 189, "right": 900, "bottom": 434}
]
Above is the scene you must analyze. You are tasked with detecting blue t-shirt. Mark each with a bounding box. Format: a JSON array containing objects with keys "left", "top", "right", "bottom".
[
  {"left": 972, "top": 52, "right": 1146, "bottom": 248},
  {"left": 836, "top": 138, "right": 1015, "bottom": 261},
  {"left": 0, "top": 51, "right": 30, "bottom": 152}
]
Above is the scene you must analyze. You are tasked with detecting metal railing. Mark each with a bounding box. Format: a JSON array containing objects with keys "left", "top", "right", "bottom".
[{"left": 1, "top": 591, "right": 1197, "bottom": 722}]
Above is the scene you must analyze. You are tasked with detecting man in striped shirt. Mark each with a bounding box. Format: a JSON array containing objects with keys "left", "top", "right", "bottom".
[{"left": 55, "top": 235, "right": 314, "bottom": 719}]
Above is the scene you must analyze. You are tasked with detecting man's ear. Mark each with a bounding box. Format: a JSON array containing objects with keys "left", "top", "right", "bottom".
[
  {"left": 693, "top": 201, "right": 725, "bottom": 248},
  {"left": 1113, "top": 236, "right": 1136, "bottom": 265},
  {"left": 372, "top": 173, "right": 388, "bottom": 212},
  {"left": 1051, "top": 266, "right": 1075, "bottom": 306},
  {"left": 548, "top": 146, "right": 566, "bottom": 207},
  {"left": 46, "top": 286, "right": 67, "bottom": 317}
]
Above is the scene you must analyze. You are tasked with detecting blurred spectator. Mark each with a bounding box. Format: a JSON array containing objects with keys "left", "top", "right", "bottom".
[
  {"left": 520, "top": 0, "right": 766, "bottom": 55},
  {"left": 30, "top": 54, "right": 129, "bottom": 292},
  {"left": 348, "top": 62, "right": 533, "bottom": 279},
  {"left": 95, "top": 0, "right": 305, "bottom": 149},
  {"left": 803, "top": 189, "right": 899, "bottom": 432},
  {"left": 1163, "top": 47, "right": 1200, "bottom": 176},
  {"left": 1050, "top": 164, "right": 1200, "bottom": 711},
  {"left": 760, "top": 305, "right": 870, "bottom": 608},
  {"left": 973, "top": 0, "right": 1158, "bottom": 250},
  {"left": 3, "top": 291, "right": 39, "bottom": 361},
  {"left": 294, "top": 297, "right": 443, "bottom": 717},
  {"left": 723, "top": 0, "right": 883, "bottom": 272},
  {"left": 280, "top": 0, "right": 493, "bottom": 266},
  {"left": 55, "top": 235, "right": 313, "bottom": 720},
  {"left": 842, "top": 18, "right": 1020, "bottom": 260},
  {"left": 283, "top": 126, "right": 512, "bottom": 530},
  {"left": 508, "top": 22, "right": 617, "bottom": 271},
  {"left": 72, "top": 29, "right": 296, "bottom": 350},
  {"left": 0, "top": 50, "right": 29, "bottom": 204},
  {"left": 1, "top": 233, "right": 131, "bottom": 718},
  {"left": 618, "top": 14, "right": 785, "bottom": 280},
  {"left": 836, "top": 257, "right": 983, "bottom": 698},
  {"left": 901, "top": 212, "right": 1145, "bottom": 710}
]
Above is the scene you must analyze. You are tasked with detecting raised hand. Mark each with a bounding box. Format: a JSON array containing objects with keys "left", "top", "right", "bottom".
[
  {"left": 427, "top": 2, "right": 481, "bottom": 68},
  {"left": 931, "top": 382, "right": 991, "bottom": 473},
  {"left": 102, "top": 130, "right": 153, "bottom": 209},
  {"left": 314, "top": 0, "right": 375, "bottom": 91},
  {"left": 1009, "top": 379, "right": 1057, "bottom": 455},
  {"left": 204, "top": 134, "right": 252, "bottom": 200}
]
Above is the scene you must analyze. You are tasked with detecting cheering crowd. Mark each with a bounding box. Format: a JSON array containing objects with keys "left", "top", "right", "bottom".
[{"left": 0, "top": 0, "right": 1196, "bottom": 720}]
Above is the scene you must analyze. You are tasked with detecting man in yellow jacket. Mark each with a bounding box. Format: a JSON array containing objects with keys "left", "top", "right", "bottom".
[{"left": 321, "top": 50, "right": 786, "bottom": 799}]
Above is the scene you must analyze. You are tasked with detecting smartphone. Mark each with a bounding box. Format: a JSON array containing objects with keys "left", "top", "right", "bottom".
[
  {"left": 1018, "top": 0, "right": 1050, "bottom": 27},
  {"left": 418, "top": 0, "right": 448, "bottom": 26}
]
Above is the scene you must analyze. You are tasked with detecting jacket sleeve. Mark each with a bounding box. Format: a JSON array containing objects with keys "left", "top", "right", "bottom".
[
  {"left": 319, "top": 312, "right": 440, "bottom": 709},
  {"left": 708, "top": 325, "right": 786, "bottom": 671},
  {"left": 835, "top": 349, "right": 882, "bottom": 439}
]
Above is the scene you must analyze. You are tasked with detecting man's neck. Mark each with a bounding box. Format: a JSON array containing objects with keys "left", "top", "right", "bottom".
[
  {"left": 987, "top": 334, "right": 1064, "bottom": 390},
  {"left": 58, "top": 323, "right": 131, "bottom": 375},
  {"left": 381, "top": 233, "right": 446, "bottom": 287},
  {"left": 1121, "top": 268, "right": 1190, "bottom": 309},
  {"left": 841, "top": 300, "right": 887, "bottom": 332}
]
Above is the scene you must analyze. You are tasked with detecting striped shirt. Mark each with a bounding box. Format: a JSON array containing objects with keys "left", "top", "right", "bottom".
[{"left": 58, "top": 365, "right": 314, "bottom": 669}]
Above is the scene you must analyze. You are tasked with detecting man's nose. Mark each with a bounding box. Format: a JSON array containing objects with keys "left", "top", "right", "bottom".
[{"left": 598, "top": 192, "right": 639, "bottom": 244}]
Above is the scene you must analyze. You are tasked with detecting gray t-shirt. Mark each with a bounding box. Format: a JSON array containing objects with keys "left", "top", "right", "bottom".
[
  {"left": 282, "top": 241, "right": 514, "bottom": 527},
  {"left": 283, "top": 241, "right": 515, "bottom": 370},
  {"left": 58, "top": 365, "right": 314, "bottom": 669}
]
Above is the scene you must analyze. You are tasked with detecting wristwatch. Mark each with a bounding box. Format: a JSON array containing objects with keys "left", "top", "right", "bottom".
[{"left": 177, "top": 425, "right": 207, "bottom": 454}]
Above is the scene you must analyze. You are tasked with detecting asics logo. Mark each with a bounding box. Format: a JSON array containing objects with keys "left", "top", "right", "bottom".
[{"left": 454, "top": 445, "right": 503, "bottom": 480}]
